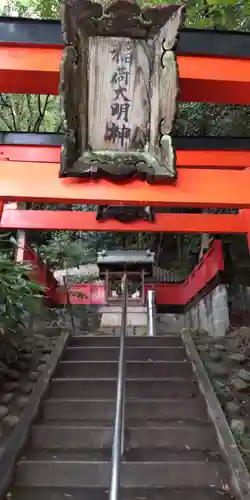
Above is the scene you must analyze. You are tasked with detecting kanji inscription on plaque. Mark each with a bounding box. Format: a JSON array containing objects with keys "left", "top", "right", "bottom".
[{"left": 60, "top": 0, "right": 185, "bottom": 182}]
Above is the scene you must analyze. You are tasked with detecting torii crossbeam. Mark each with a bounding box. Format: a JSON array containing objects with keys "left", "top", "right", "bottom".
[
  {"left": 1, "top": 161, "right": 250, "bottom": 208},
  {"left": 0, "top": 205, "right": 248, "bottom": 234},
  {"left": 1, "top": 39, "right": 249, "bottom": 104}
]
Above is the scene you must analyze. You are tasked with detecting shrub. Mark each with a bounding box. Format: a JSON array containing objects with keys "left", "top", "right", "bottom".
[{"left": 0, "top": 238, "right": 44, "bottom": 377}]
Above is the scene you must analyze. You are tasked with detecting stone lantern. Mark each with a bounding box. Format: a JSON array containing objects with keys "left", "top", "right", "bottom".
[{"left": 60, "top": 0, "right": 185, "bottom": 185}]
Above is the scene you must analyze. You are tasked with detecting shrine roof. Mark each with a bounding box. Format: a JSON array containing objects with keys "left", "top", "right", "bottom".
[{"left": 97, "top": 250, "right": 155, "bottom": 265}]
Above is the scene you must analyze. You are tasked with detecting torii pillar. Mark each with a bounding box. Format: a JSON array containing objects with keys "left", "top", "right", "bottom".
[
  {"left": 0, "top": 201, "right": 3, "bottom": 222},
  {"left": 241, "top": 210, "right": 250, "bottom": 252}
]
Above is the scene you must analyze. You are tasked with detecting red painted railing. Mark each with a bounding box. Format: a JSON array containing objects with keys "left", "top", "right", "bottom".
[
  {"left": 146, "top": 239, "right": 224, "bottom": 305},
  {"left": 22, "top": 239, "right": 224, "bottom": 306},
  {"left": 55, "top": 240, "right": 224, "bottom": 306},
  {"left": 56, "top": 282, "right": 106, "bottom": 305},
  {"left": 23, "top": 246, "right": 58, "bottom": 301}
]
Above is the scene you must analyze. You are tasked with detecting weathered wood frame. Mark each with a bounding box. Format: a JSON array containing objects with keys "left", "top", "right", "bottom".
[
  {"left": 96, "top": 205, "right": 154, "bottom": 223},
  {"left": 59, "top": 0, "right": 185, "bottom": 183}
]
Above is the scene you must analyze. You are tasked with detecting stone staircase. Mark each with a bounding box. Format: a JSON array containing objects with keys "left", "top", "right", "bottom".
[{"left": 9, "top": 334, "right": 232, "bottom": 500}]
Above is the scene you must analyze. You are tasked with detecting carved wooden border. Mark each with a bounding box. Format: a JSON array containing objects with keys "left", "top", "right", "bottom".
[{"left": 59, "top": 0, "right": 185, "bottom": 183}]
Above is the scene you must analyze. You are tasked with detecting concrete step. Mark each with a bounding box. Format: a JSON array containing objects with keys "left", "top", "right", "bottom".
[
  {"left": 22, "top": 449, "right": 222, "bottom": 462},
  {"left": 56, "top": 361, "right": 193, "bottom": 379},
  {"left": 49, "top": 378, "right": 198, "bottom": 399},
  {"left": 43, "top": 398, "right": 207, "bottom": 422},
  {"left": 31, "top": 423, "right": 217, "bottom": 451},
  {"left": 71, "top": 336, "right": 182, "bottom": 347},
  {"left": 10, "top": 487, "right": 234, "bottom": 500},
  {"left": 14, "top": 460, "right": 228, "bottom": 488},
  {"left": 62, "top": 347, "right": 187, "bottom": 362},
  {"left": 99, "top": 306, "right": 147, "bottom": 313}
]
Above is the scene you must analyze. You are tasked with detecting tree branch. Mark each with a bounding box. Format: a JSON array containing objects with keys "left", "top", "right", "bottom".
[
  {"left": 26, "top": 94, "right": 33, "bottom": 132},
  {"left": 0, "top": 94, "right": 17, "bottom": 130},
  {"left": 33, "top": 94, "right": 50, "bottom": 132}
]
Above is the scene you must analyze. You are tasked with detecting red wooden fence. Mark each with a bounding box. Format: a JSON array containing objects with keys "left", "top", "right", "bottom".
[{"left": 54, "top": 240, "right": 224, "bottom": 306}]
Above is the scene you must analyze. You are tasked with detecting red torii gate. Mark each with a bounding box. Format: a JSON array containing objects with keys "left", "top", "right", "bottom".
[
  {"left": 0, "top": 202, "right": 248, "bottom": 235},
  {"left": 0, "top": 14, "right": 250, "bottom": 245}
]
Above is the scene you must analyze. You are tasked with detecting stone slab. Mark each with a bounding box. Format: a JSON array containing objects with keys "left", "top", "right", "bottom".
[{"left": 100, "top": 309, "right": 147, "bottom": 328}]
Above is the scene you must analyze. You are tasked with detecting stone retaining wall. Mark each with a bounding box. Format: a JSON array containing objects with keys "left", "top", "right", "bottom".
[
  {"left": 159, "top": 285, "right": 230, "bottom": 337},
  {"left": 30, "top": 304, "right": 101, "bottom": 336},
  {"left": 228, "top": 283, "right": 250, "bottom": 319},
  {"left": 30, "top": 285, "right": 232, "bottom": 337},
  {"left": 184, "top": 284, "right": 230, "bottom": 337},
  {"left": 157, "top": 314, "right": 185, "bottom": 333}
]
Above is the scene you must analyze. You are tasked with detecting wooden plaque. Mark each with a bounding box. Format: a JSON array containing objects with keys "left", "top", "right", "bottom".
[{"left": 60, "top": 0, "right": 185, "bottom": 183}]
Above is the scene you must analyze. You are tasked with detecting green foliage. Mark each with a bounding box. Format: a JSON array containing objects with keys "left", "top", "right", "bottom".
[
  {"left": 176, "top": 103, "right": 250, "bottom": 137},
  {"left": 0, "top": 234, "right": 44, "bottom": 376},
  {"left": 184, "top": 0, "right": 249, "bottom": 31},
  {"left": 31, "top": 202, "right": 153, "bottom": 269},
  {"left": 2, "top": 0, "right": 60, "bottom": 18},
  {"left": 0, "top": 256, "right": 42, "bottom": 330},
  {"left": 0, "top": 94, "right": 62, "bottom": 133},
  {"left": 37, "top": 227, "right": 152, "bottom": 269},
  {"left": 2, "top": 0, "right": 249, "bottom": 30},
  {"left": 0, "top": 1, "right": 62, "bottom": 134},
  {"left": 70, "top": 273, "right": 99, "bottom": 284},
  {"left": 38, "top": 231, "right": 92, "bottom": 268}
]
